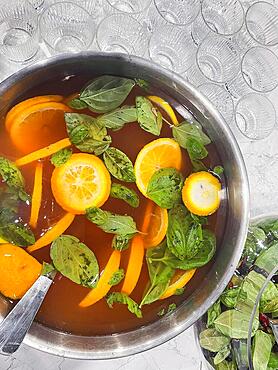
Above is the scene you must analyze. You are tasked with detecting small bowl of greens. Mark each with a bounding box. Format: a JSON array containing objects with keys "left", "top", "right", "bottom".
[{"left": 195, "top": 213, "right": 278, "bottom": 370}]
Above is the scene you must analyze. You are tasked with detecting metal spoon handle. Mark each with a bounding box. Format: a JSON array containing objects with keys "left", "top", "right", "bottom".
[{"left": 0, "top": 275, "right": 54, "bottom": 355}]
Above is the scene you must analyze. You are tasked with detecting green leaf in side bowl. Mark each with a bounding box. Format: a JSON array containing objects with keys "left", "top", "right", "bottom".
[
  {"left": 79, "top": 75, "right": 135, "bottom": 113},
  {"left": 199, "top": 328, "right": 231, "bottom": 352},
  {"left": 252, "top": 330, "right": 273, "bottom": 370},
  {"left": 50, "top": 235, "right": 99, "bottom": 288},
  {"left": 103, "top": 147, "right": 135, "bottom": 182},
  {"left": 136, "top": 96, "right": 162, "bottom": 136},
  {"left": 207, "top": 300, "right": 222, "bottom": 328},
  {"left": 97, "top": 106, "right": 137, "bottom": 131}
]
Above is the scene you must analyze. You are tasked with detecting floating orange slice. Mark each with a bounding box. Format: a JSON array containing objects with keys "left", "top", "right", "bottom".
[
  {"left": 9, "top": 101, "right": 71, "bottom": 154},
  {"left": 182, "top": 171, "right": 221, "bottom": 216},
  {"left": 147, "top": 95, "right": 179, "bottom": 126},
  {"left": 142, "top": 200, "right": 168, "bottom": 248},
  {"left": 5, "top": 95, "right": 63, "bottom": 132},
  {"left": 134, "top": 138, "right": 182, "bottom": 197},
  {"left": 160, "top": 269, "right": 196, "bottom": 300},
  {"left": 51, "top": 153, "right": 111, "bottom": 214},
  {"left": 29, "top": 162, "right": 43, "bottom": 229}
]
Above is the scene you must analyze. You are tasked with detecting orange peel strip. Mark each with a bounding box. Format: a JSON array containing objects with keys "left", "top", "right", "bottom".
[
  {"left": 29, "top": 162, "right": 43, "bottom": 229},
  {"left": 160, "top": 269, "right": 196, "bottom": 300}
]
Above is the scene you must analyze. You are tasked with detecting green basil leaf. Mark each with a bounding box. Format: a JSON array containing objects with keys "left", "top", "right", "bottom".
[
  {"left": 214, "top": 345, "right": 231, "bottom": 366},
  {"left": 268, "top": 353, "right": 278, "bottom": 370},
  {"left": 51, "top": 148, "right": 72, "bottom": 167},
  {"left": 258, "top": 218, "right": 278, "bottom": 240},
  {"left": 50, "top": 235, "right": 99, "bottom": 288},
  {"left": 103, "top": 147, "right": 135, "bottom": 182},
  {"left": 110, "top": 183, "right": 139, "bottom": 208},
  {"left": 65, "top": 113, "right": 111, "bottom": 155},
  {"left": 260, "top": 281, "right": 278, "bottom": 313},
  {"left": 215, "top": 360, "right": 237, "bottom": 370},
  {"left": 207, "top": 300, "right": 222, "bottom": 328},
  {"left": 0, "top": 157, "right": 25, "bottom": 190},
  {"left": 253, "top": 330, "right": 273, "bottom": 370},
  {"left": 166, "top": 204, "right": 203, "bottom": 260},
  {"left": 242, "top": 226, "right": 267, "bottom": 270},
  {"left": 86, "top": 207, "right": 137, "bottom": 235},
  {"left": 141, "top": 241, "right": 175, "bottom": 306},
  {"left": 136, "top": 96, "right": 162, "bottom": 136},
  {"left": 112, "top": 233, "right": 134, "bottom": 251},
  {"left": 97, "top": 106, "right": 137, "bottom": 131},
  {"left": 108, "top": 268, "right": 125, "bottom": 286},
  {"left": 134, "top": 79, "right": 149, "bottom": 90},
  {"left": 213, "top": 165, "right": 224, "bottom": 176},
  {"left": 174, "top": 287, "right": 184, "bottom": 295},
  {"left": 172, "top": 122, "right": 211, "bottom": 148},
  {"left": 214, "top": 309, "right": 259, "bottom": 339},
  {"left": 0, "top": 187, "right": 20, "bottom": 213},
  {"left": 106, "top": 292, "right": 142, "bottom": 318},
  {"left": 147, "top": 168, "right": 184, "bottom": 209},
  {"left": 41, "top": 262, "right": 56, "bottom": 276},
  {"left": 80, "top": 75, "right": 135, "bottom": 113},
  {"left": 0, "top": 208, "right": 35, "bottom": 247},
  {"left": 157, "top": 307, "right": 165, "bottom": 316},
  {"left": 167, "top": 303, "right": 177, "bottom": 314},
  {"left": 255, "top": 243, "right": 278, "bottom": 274},
  {"left": 199, "top": 328, "right": 231, "bottom": 352},
  {"left": 220, "top": 287, "right": 241, "bottom": 309},
  {"left": 187, "top": 136, "right": 208, "bottom": 160},
  {"left": 68, "top": 98, "right": 88, "bottom": 110}
]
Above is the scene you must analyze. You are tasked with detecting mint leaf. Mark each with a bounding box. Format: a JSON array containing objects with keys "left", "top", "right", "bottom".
[
  {"left": 108, "top": 268, "right": 125, "bottom": 286},
  {"left": 103, "top": 147, "right": 135, "bottom": 182},
  {"left": 106, "top": 292, "right": 142, "bottom": 318},
  {"left": 136, "top": 96, "right": 162, "bottom": 136},
  {"left": 51, "top": 148, "right": 72, "bottom": 167},
  {"left": 110, "top": 183, "right": 139, "bottom": 208}
]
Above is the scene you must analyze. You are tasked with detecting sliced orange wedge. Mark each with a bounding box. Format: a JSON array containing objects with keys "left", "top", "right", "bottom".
[
  {"left": 5, "top": 95, "right": 63, "bottom": 132},
  {"left": 9, "top": 101, "right": 71, "bottom": 154},
  {"left": 51, "top": 153, "right": 111, "bottom": 214},
  {"left": 147, "top": 95, "right": 179, "bottom": 126},
  {"left": 134, "top": 138, "right": 182, "bottom": 197},
  {"left": 79, "top": 250, "right": 121, "bottom": 308},
  {"left": 142, "top": 200, "right": 168, "bottom": 248},
  {"left": 160, "top": 269, "right": 196, "bottom": 300},
  {"left": 182, "top": 171, "right": 221, "bottom": 216}
]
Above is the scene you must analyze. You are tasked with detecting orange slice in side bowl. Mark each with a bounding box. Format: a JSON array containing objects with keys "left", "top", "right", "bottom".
[
  {"left": 51, "top": 153, "right": 111, "bottom": 214},
  {"left": 134, "top": 138, "right": 182, "bottom": 197},
  {"left": 9, "top": 101, "right": 71, "bottom": 154}
]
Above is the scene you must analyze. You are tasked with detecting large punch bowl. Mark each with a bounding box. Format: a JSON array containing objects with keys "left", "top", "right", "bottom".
[{"left": 0, "top": 53, "right": 249, "bottom": 359}]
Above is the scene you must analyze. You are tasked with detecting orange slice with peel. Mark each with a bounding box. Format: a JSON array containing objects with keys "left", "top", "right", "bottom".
[
  {"left": 147, "top": 95, "right": 179, "bottom": 126},
  {"left": 142, "top": 200, "right": 168, "bottom": 249},
  {"left": 51, "top": 153, "right": 111, "bottom": 214},
  {"left": 79, "top": 250, "right": 121, "bottom": 308},
  {"left": 9, "top": 101, "right": 71, "bottom": 154},
  {"left": 134, "top": 138, "right": 182, "bottom": 197},
  {"left": 121, "top": 235, "right": 144, "bottom": 295},
  {"left": 5, "top": 95, "right": 63, "bottom": 132},
  {"left": 160, "top": 269, "right": 196, "bottom": 300},
  {"left": 182, "top": 171, "right": 221, "bottom": 216},
  {"left": 29, "top": 162, "right": 43, "bottom": 229}
]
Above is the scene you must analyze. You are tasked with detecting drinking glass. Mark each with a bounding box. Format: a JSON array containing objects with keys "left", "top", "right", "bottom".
[
  {"left": 28, "top": 0, "right": 45, "bottom": 12},
  {"left": 225, "top": 72, "right": 252, "bottom": 100},
  {"left": 96, "top": 13, "right": 149, "bottom": 56},
  {"left": 246, "top": 2, "right": 278, "bottom": 46},
  {"left": 201, "top": 0, "right": 244, "bottom": 36},
  {"left": 106, "top": 0, "right": 152, "bottom": 14},
  {"left": 149, "top": 25, "right": 196, "bottom": 73},
  {"left": 154, "top": 0, "right": 200, "bottom": 26},
  {"left": 198, "top": 83, "right": 234, "bottom": 123},
  {"left": 40, "top": 2, "right": 95, "bottom": 54},
  {"left": 241, "top": 47, "right": 278, "bottom": 93},
  {"left": 186, "top": 61, "right": 210, "bottom": 87},
  {"left": 191, "top": 13, "right": 212, "bottom": 47},
  {"left": 197, "top": 35, "right": 240, "bottom": 83},
  {"left": 230, "top": 24, "right": 258, "bottom": 56},
  {"left": 0, "top": 0, "right": 39, "bottom": 62},
  {"left": 235, "top": 93, "right": 276, "bottom": 140},
  {"left": 136, "top": 2, "right": 168, "bottom": 33}
]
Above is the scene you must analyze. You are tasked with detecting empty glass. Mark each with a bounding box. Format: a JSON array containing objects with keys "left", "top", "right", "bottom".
[
  {"left": 225, "top": 72, "right": 252, "bottom": 100},
  {"left": 136, "top": 2, "right": 168, "bottom": 33},
  {"left": 149, "top": 25, "right": 196, "bottom": 73},
  {"left": 186, "top": 61, "right": 210, "bottom": 87},
  {"left": 28, "top": 0, "right": 45, "bottom": 12},
  {"left": 96, "top": 13, "right": 149, "bottom": 56},
  {"left": 231, "top": 24, "right": 258, "bottom": 56},
  {"left": 191, "top": 13, "right": 212, "bottom": 47},
  {"left": 198, "top": 83, "right": 234, "bottom": 123},
  {"left": 40, "top": 2, "right": 95, "bottom": 54},
  {"left": 197, "top": 35, "right": 240, "bottom": 83},
  {"left": 154, "top": 0, "right": 200, "bottom": 26},
  {"left": 241, "top": 47, "right": 278, "bottom": 93},
  {"left": 235, "top": 93, "right": 276, "bottom": 140},
  {"left": 0, "top": 0, "right": 39, "bottom": 62},
  {"left": 107, "top": 0, "right": 151, "bottom": 14},
  {"left": 201, "top": 0, "right": 244, "bottom": 36},
  {"left": 246, "top": 2, "right": 278, "bottom": 46}
]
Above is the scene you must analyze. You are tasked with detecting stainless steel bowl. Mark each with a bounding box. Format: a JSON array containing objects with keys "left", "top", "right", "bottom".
[{"left": 0, "top": 53, "right": 249, "bottom": 359}]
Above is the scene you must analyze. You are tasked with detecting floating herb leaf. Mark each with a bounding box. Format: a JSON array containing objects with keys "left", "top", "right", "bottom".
[
  {"left": 0, "top": 208, "right": 35, "bottom": 247},
  {"left": 80, "top": 75, "right": 135, "bottom": 113},
  {"left": 109, "top": 268, "right": 125, "bottom": 286},
  {"left": 103, "top": 147, "right": 135, "bottom": 182},
  {"left": 167, "top": 303, "right": 177, "bottom": 314},
  {"left": 65, "top": 113, "right": 111, "bottom": 155},
  {"left": 135, "top": 79, "right": 149, "bottom": 90},
  {"left": 106, "top": 292, "right": 142, "bottom": 318},
  {"left": 41, "top": 262, "right": 55, "bottom": 276},
  {"left": 213, "top": 165, "right": 224, "bottom": 176},
  {"left": 199, "top": 328, "right": 231, "bottom": 352},
  {"left": 112, "top": 234, "right": 134, "bottom": 251},
  {"left": 51, "top": 148, "right": 72, "bottom": 167},
  {"left": 174, "top": 287, "right": 184, "bottom": 296},
  {"left": 68, "top": 98, "right": 88, "bottom": 110},
  {"left": 50, "top": 235, "right": 99, "bottom": 288},
  {"left": 110, "top": 183, "right": 139, "bottom": 208},
  {"left": 147, "top": 168, "right": 184, "bottom": 209},
  {"left": 86, "top": 207, "right": 137, "bottom": 235},
  {"left": 97, "top": 106, "right": 137, "bottom": 131},
  {"left": 0, "top": 157, "right": 25, "bottom": 190},
  {"left": 157, "top": 307, "right": 165, "bottom": 316},
  {"left": 207, "top": 300, "right": 221, "bottom": 328},
  {"left": 136, "top": 96, "right": 162, "bottom": 136}
]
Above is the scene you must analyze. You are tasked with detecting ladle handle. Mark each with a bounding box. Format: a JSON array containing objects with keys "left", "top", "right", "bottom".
[{"left": 0, "top": 274, "right": 54, "bottom": 355}]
